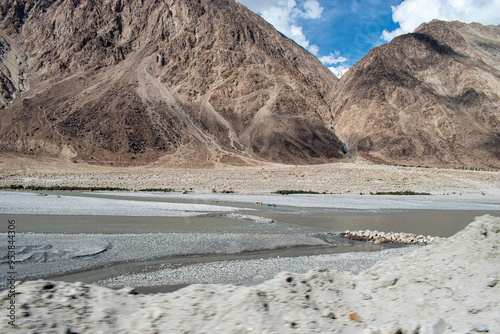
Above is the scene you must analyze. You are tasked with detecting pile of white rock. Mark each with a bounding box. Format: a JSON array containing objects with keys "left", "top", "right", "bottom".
[{"left": 338, "top": 229, "right": 441, "bottom": 245}]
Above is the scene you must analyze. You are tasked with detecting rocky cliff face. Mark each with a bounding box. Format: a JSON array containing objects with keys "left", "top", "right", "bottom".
[
  {"left": 327, "top": 20, "right": 500, "bottom": 168},
  {"left": 0, "top": 0, "right": 344, "bottom": 166}
]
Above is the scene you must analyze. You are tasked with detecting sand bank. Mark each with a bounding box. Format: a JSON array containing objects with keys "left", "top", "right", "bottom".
[{"left": 2, "top": 190, "right": 499, "bottom": 218}]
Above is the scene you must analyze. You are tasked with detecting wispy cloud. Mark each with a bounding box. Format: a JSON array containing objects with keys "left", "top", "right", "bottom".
[
  {"left": 382, "top": 0, "right": 500, "bottom": 41},
  {"left": 318, "top": 51, "right": 350, "bottom": 77},
  {"left": 237, "top": 0, "right": 323, "bottom": 55},
  {"left": 319, "top": 51, "right": 348, "bottom": 65}
]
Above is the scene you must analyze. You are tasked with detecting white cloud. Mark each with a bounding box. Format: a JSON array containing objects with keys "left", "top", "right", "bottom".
[
  {"left": 237, "top": 0, "right": 323, "bottom": 55},
  {"left": 319, "top": 51, "right": 350, "bottom": 77},
  {"left": 319, "top": 51, "right": 348, "bottom": 65},
  {"left": 308, "top": 44, "right": 320, "bottom": 55},
  {"left": 382, "top": 0, "right": 500, "bottom": 41},
  {"left": 301, "top": 0, "right": 323, "bottom": 19}
]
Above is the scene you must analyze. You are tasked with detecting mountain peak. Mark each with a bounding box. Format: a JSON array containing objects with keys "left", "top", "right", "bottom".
[
  {"left": 328, "top": 20, "right": 500, "bottom": 168},
  {"left": 0, "top": 0, "right": 344, "bottom": 167}
]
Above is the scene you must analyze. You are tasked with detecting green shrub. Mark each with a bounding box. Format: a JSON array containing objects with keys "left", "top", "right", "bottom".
[
  {"left": 139, "top": 188, "right": 174, "bottom": 192},
  {"left": 276, "top": 190, "right": 320, "bottom": 195},
  {"left": 374, "top": 191, "right": 431, "bottom": 195}
]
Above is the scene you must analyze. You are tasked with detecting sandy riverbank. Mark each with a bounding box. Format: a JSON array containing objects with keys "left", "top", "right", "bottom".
[{"left": 2, "top": 215, "right": 498, "bottom": 333}]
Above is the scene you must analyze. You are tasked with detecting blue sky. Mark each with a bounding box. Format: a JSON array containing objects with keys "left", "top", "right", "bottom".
[{"left": 236, "top": 0, "right": 500, "bottom": 77}]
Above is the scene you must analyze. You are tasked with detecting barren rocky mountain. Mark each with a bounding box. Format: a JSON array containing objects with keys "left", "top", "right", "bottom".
[
  {"left": 0, "top": 1, "right": 499, "bottom": 169},
  {"left": 0, "top": 0, "right": 345, "bottom": 167},
  {"left": 327, "top": 20, "right": 500, "bottom": 168}
]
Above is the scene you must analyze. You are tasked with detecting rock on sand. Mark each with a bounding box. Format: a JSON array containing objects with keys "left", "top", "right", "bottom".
[{"left": 1, "top": 215, "right": 499, "bottom": 333}]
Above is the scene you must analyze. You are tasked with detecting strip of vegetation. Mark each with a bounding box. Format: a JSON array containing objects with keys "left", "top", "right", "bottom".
[
  {"left": 212, "top": 189, "right": 235, "bottom": 194},
  {"left": 373, "top": 190, "right": 431, "bottom": 195},
  {"left": 8, "top": 184, "right": 24, "bottom": 190},
  {"left": 276, "top": 190, "right": 321, "bottom": 195},
  {"left": 393, "top": 163, "right": 497, "bottom": 172},
  {"left": 138, "top": 188, "right": 175, "bottom": 192},
  {"left": 4, "top": 185, "right": 130, "bottom": 191},
  {"left": 455, "top": 166, "right": 494, "bottom": 172}
]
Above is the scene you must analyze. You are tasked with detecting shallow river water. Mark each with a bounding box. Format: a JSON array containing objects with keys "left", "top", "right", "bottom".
[
  {"left": 3, "top": 190, "right": 499, "bottom": 236},
  {"left": 1, "top": 190, "right": 499, "bottom": 289}
]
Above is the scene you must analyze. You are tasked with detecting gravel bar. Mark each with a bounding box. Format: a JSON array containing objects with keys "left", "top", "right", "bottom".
[
  {"left": 98, "top": 246, "right": 417, "bottom": 288},
  {"left": 0, "top": 232, "right": 345, "bottom": 287}
]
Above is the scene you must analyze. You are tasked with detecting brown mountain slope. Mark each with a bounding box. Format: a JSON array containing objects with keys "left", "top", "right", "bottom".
[
  {"left": 0, "top": 29, "right": 27, "bottom": 107},
  {"left": 327, "top": 20, "right": 500, "bottom": 168},
  {"left": 0, "top": 0, "right": 345, "bottom": 167}
]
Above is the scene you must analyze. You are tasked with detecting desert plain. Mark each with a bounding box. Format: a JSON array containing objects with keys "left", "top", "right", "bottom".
[{"left": 1, "top": 153, "right": 499, "bottom": 194}]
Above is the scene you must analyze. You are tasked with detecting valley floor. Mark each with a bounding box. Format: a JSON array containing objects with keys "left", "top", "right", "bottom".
[
  {"left": 1, "top": 155, "right": 499, "bottom": 333},
  {"left": 1, "top": 154, "right": 499, "bottom": 195}
]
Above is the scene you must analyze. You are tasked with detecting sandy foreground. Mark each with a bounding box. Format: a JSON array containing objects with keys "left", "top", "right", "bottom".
[
  {"left": 1, "top": 215, "right": 499, "bottom": 333},
  {"left": 1, "top": 154, "right": 499, "bottom": 194}
]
